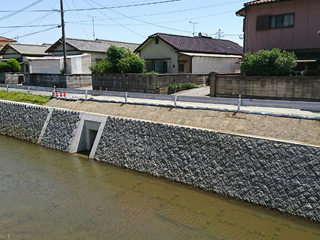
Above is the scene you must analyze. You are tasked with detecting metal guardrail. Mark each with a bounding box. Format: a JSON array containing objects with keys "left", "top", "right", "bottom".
[{"left": 1, "top": 84, "right": 320, "bottom": 112}]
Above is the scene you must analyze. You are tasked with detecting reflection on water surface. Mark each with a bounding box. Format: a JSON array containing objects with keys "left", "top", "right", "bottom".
[{"left": 0, "top": 135, "right": 319, "bottom": 239}]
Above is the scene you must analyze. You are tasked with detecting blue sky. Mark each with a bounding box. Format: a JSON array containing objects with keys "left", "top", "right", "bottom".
[{"left": 1, "top": 0, "right": 247, "bottom": 46}]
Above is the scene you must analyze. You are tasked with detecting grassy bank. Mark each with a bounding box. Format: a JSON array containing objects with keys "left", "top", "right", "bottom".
[{"left": 0, "top": 90, "right": 51, "bottom": 105}]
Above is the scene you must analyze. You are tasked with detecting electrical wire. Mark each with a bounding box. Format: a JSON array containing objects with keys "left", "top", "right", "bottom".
[
  {"left": 88, "top": 0, "right": 192, "bottom": 34},
  {"left": 83, "top": 0, "right": 146, "bottom": 38},
  {"left": 0, "top": 0, "right": 45, "bottom": 21},
  {"left": 67, "top": 0, "right": 90, "bottom": 39},
  {"left": 13, "top": 26, "right": 61, "bottom": 40},
  {"left": 0, "top": 0, "right": 185, "bottom": 13},
  {"left": 20, "top": 0, "right": 60, "bottom": 42}
]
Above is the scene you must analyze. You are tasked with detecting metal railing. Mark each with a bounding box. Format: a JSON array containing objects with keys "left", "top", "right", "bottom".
[{"left": 1, "top": 84, "right": 320, "bottom": 120}]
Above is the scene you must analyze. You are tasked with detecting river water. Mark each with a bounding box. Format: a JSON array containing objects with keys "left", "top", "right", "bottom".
[{"left": 0, "top": 134, "right": 320, "bottom": 240}]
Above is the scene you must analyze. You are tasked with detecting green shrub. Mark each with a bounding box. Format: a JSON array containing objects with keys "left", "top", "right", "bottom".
[
  {"left": 167, "top": 83, "right": 200, "bottom": 91},
  {"left": 0, "top": 62, "right": 12, "bottom": 72},
  {"left": 146, "top": 71, "right": 158, "bottom": 74},
  {"left": 240, "top": 49, "right": 297, "bottom": 76},
  {"left": 7, "top": 58, "right": 21, "bottom": 72},
  {"left": 90, "top": 45, "right": 145, "bottom": 74}
]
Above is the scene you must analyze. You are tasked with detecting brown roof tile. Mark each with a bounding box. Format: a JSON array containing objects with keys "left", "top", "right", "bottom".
[
  {"left": 136, "top": 33, "right": 243, "bottom": 55},
  {"left": 0, "top": 36, "right": 17, "bottom": 47}
]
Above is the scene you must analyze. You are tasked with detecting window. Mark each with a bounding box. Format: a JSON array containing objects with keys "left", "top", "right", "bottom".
[
  {"left": 178, "top": 64, "right": 185, "bottom": 73},
  {"left": 256, "top": 13, "right": 294, "bottom": 31},
  {"left": 155, "top": 38, "right": 159, "bottom": 44},
  {"left": 256, "top": 15, "right": 270, "bottom": 30},
  {"left": 145, "top": 60, "right": 168, "bottom": 73},
  {"left": 270, "top": 14, "right": 294, "bottom": 29}
]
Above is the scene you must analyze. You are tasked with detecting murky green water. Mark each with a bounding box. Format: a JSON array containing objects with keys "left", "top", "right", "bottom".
[{"left": 0, "top": 134, "right": 320, "bottom": 239}]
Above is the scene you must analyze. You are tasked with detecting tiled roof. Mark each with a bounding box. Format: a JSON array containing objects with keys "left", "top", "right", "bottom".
[
  {"left": 136, "top": 33, "right": 243, "bottom": 55},
  {"left": 46, "top": 38, "right": 140, "bottom": 53},
  {"left": 0, "top": 43, "right": 51, "bottom": 56},
  {"left": 236, "top": 0, "right": 287, "bottom": 15},
  {"left": 0, "top": 36, "right": 17, "bottom": 47},
  {"left": 244, "top": 0, "right": 285, "bottom": 6}
]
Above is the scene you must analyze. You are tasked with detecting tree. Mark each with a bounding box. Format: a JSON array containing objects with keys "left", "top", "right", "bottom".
[
  {"left": 0, "top": 62, "right": 12, "bottom": 72},
  {"left": 0, "top": 58, "right": 21, "bottom": 72},
  {"left": 90, "top": 45, "right": 145, "bottom": 74},
  {"left": 7, "top": 58, "right": 21, "bottom": 72},
  {"left": 240, "top": 49, "right": 297, "bottom": 76}
]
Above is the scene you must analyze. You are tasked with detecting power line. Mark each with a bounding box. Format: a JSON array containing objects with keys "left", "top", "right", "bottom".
[
  {"left": 88, "top": 0, "right": 192, "bottom": 34},
  {"left": 84, "top": 0, "right": 146, "bottom": 38},
  {"left": 20, "top": 1, "right": 60, "bottom": 42},
  {"left": 67, "top": 0, "right": 90, "bottom": 39},
  {"left": 0, "top": 11, "right": 56, "bottom": 35},
  {"left": 0, "top": 0, "right": 45, "bottom": 21},
  {"left": 12, "top": 26, "right": 61, "bottom": 40},
  {"left": 0, "top": 0, "right": 185, "bottom": 13}
]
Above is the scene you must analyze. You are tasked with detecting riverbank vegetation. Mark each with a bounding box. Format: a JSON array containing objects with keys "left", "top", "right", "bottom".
[{"left": 0, "top": 90, "right": 51, "bottom": 105}]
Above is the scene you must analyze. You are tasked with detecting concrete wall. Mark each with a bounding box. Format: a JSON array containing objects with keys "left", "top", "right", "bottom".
[
  {"left": 1, "top": 100, "right": 320, "bottom": 223},
  {"left": 24, "top": 74, "right": 92, "bottom": 88},
  {"left": 0, "top": 72, "right": 25, "bottom": 84},
  {"left": 210, "top": 74, "right": 320, "bottom": 100},
  {"left": 92, "top": 73, "right": 209, "bottom": 93}
]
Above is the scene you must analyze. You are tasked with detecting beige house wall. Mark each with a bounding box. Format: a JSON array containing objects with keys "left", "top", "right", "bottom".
[{"left": 138, "top": 38, "right": 178, "bottom": 73}]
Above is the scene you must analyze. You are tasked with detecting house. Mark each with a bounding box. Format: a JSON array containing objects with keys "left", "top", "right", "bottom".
[
  {"left": 0, "top": 43, "right": 51, "bottom": 72},
  {"left": 236, "top": 0, "right": 320, "bottom": 72},
  {"left": 134, "top": 32, "right": 243, "bottom": 74},
  {"left": 0, "top": 36, "right": 16, "bottom": 48},
  {"left": 46, "top": 38, "right": 140, "bottom": 66}
]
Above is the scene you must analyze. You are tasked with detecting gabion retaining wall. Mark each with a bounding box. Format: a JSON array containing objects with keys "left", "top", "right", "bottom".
[
  {"left": 40, "top": 109, "right": 81, "bottom": 152},
  {"left": 1, "top": 100, "right": 320, "bottom": 223},
  {"left": 0, "top": 101, "right": 49, "bottom": 143},
  {"left": 95, "top": 116, "right": 320, "bottom": 223}
]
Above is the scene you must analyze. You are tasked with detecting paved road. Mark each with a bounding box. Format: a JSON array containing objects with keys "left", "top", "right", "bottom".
[
  {"left": 171, "top": 86, "right": 210, "bottom": 97},
  {"left": 1, "top": 85, "right": 320, "bottom": 119}
]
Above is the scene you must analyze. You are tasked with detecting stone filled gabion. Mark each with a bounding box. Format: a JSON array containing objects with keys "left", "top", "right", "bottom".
[
  {"left": 0, "top": 101, "right": 49, "bottom": 143},
  {"left": 40, "top": 109, "right": 80, "bottom": 151},
  {"left": 94, "top": 116, "right": 320, "bottom": 223}
]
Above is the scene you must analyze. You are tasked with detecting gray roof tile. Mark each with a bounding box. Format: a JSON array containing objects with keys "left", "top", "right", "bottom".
[
  {"left": 47, "top": 38, "right": 140, "bottom": 53},
  {"left": 0, "top": 43, "right": 51, "bottom": 56}
]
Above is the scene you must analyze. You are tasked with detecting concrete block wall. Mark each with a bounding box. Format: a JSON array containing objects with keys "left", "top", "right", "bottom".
[
  {"left": 92, "top": 73, "right": 208, "bottom": 94},
  {"left": 0, "top": 72, "right": 24, "bottom": 84},
  {"left": 24, "top": 74, "right": 92, "bottom": 89},
  {"left": 1, "top": 100, "right": 320, "bottom": 223},
  {"left": 210, "top": 75, "right": 320, "bottom": 100}
]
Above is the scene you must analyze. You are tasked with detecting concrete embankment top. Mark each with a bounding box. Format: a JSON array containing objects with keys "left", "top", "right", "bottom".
[{"left": 44, "top": 99, "right": 320, "bottom": 147}]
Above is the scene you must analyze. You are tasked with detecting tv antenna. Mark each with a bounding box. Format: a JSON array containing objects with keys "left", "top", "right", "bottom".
[
  {"left": 88, "top": 15, "right": 97, "bottom": 40},
  {"left": 189, "top": 21, "right": 198, "bottom": 36}
]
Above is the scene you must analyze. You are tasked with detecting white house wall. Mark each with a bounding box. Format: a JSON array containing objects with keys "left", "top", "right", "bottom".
[
  {"left": 192, "top": 57, "right": 240, "bottom": 74},
  {"left": 139, "top": 39, "right": 178, "bottom": 73},
  {"left": 29, "top": 60, "right": 61, "bottom": 74}
]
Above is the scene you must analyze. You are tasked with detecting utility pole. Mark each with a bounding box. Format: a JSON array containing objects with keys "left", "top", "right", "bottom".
[
  {"left": 189, "top": 21, "right": 198, "bottom": 36},
  {"left": 88, "top": 15, "right": 96, "bottom": 40},
  {"left": 60, "top": 0, "right": 67, "bottom": 75}
]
